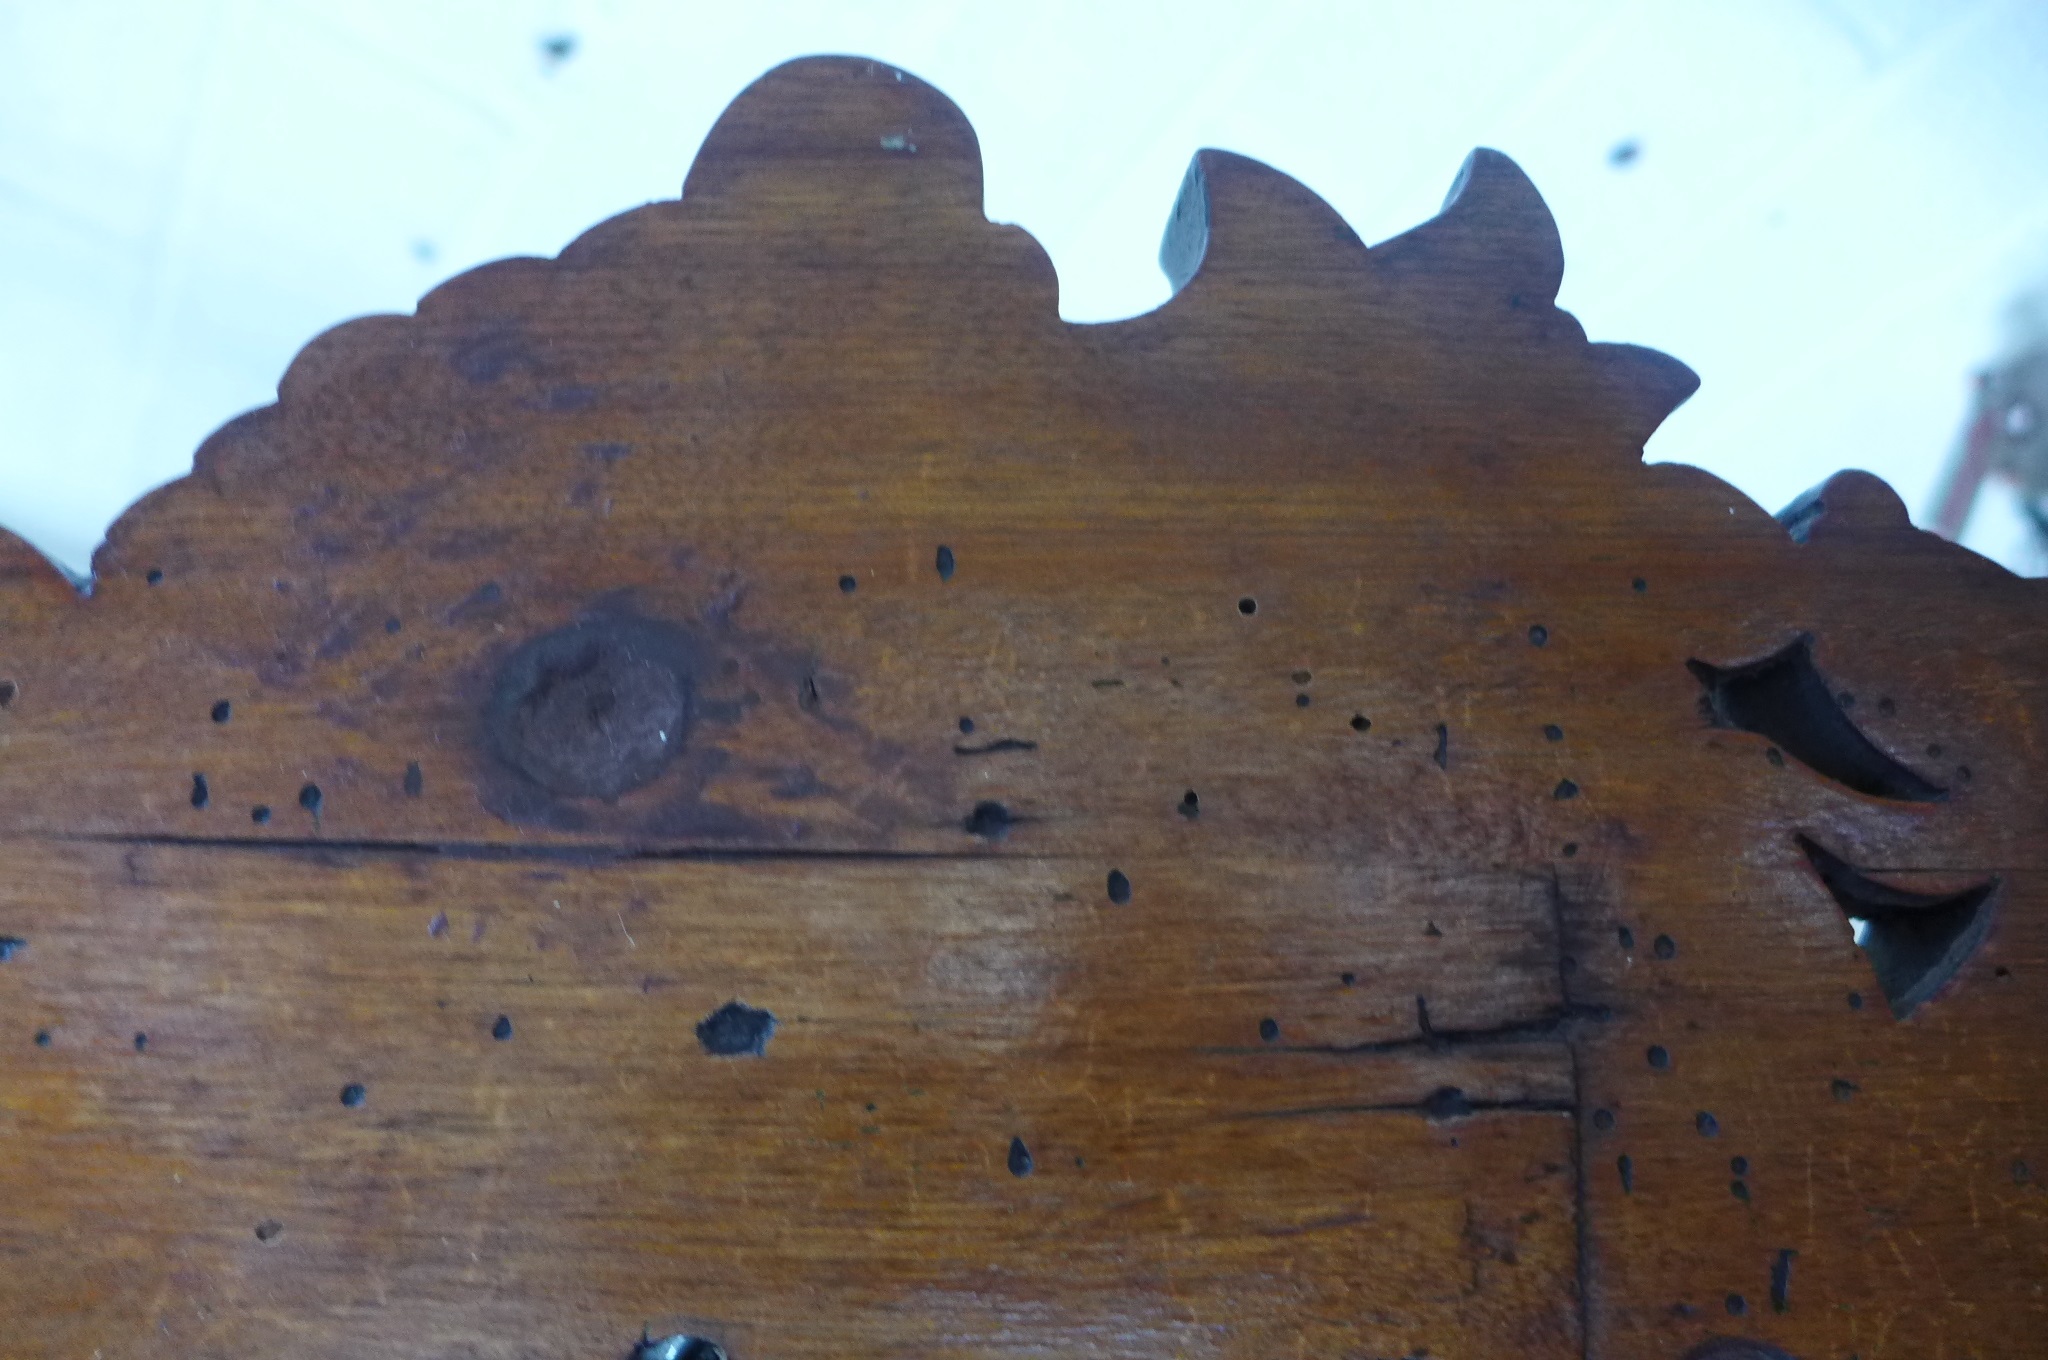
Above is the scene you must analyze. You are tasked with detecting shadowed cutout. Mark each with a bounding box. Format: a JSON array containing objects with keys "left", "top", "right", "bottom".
[
  {"left": 1687, "top": 636, "right": 1945, "bottom": 802},
  {"left": 1797, "top": 835, "right": 1997, "bottom": 1018},
  {"left": 1682, "top": 1340, "right": 1800, "bottom": 1360}
]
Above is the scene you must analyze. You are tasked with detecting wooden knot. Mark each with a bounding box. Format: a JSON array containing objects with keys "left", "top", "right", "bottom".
[{"left": 488, "top": 620, "right": 695, "bottom": 800}]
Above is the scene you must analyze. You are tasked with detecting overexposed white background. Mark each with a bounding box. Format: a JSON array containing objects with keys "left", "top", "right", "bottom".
[{"left": 4, "top": 0, "right": 2048, "bottom": 578}]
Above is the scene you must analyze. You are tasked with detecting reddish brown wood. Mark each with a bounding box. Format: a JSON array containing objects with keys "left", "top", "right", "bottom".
[{"left": 0, "top": 55, "right": 2043, "bottom": 1360}]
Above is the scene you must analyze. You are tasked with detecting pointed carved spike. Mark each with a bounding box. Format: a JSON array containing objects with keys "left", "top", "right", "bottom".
[
  {"left": 1372, "top": 148, "right": 1564, "bottom": 306},
  {"left": 1588, "top": 342, "right": 1701, "bottom": 447},
  {"left": 1158, "top": 149, "right": 1366, "bottom": 296},
  {"left": 681, "top": 55, "right": 985, "bottom": 223}
]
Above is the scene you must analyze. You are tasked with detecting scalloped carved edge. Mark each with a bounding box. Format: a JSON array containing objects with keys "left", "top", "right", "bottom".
[{"left": 0, "top": 54, "right": 2029, "bottom": 600}]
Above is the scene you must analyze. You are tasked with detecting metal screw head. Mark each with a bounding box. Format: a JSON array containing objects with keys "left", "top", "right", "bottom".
[{"left": 630, "top": 1335, "right": 727, "bottom": 1360}]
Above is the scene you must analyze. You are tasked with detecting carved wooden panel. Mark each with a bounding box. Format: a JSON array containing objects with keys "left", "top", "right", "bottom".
[{"left": 0, "top": 56, "right": 2042, "bottom": 1360}]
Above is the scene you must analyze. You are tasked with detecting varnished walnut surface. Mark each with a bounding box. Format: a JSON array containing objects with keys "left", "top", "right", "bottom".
[{"left": 0, "top": 55, "right": 2042, "bottom": 1360}]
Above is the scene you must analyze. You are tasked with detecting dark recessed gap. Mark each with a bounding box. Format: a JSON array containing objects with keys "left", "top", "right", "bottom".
[
  {"left": 1554, "top": 779, "right": 1580, "bottom": 800},
  {"left": 957, "top": 716, "right": 974, "bottom": 734},
  {"left": 251, "top": 805, "right": 271, "bottom": 825},
  {"left": 298, "top": 783, "right": 323, "bottom": 814},
  {"left": 0, "top": 679, "right": 16, "bottom": 707},
  {"left": 1770, "top": 1249, "right": 1795, "bottom": 1312},
  {"left": 1592, "top": 1109, "right": 1614, "bottom": 1131},
  {"left": 1798, "top": 834, "right": 1997, "bottom": 1017},
  {"left": 1007, "top": 1136, "right": 1033, "bottom": 1177},
  {"left": 1543, "top": 724, "right": 1564, "bottom": 742},
  {"left": 0, "top": 937, "right": 24, "bottom": 962},
  {"left": 340, "top": 1083, "right": 366, "bottom": 1107},
  {"left": 1294, "top": 693, "right": 1311, "bottom": 708},
  {"left": 963, "top": 801, "right": 1012, "bottom": 840},
  {"left": 491, "top": 1015, "right": 513, "bottom": 1041},
  {"left": 696, "top": 1000, "right": 775, "bottom": 1056},
  {"left": 797, "top": 675, "right": 821, "bottom": 712},
  {"left": 1617, "top": 1154, "right": 1634, "bottom": 1194},
  {"left": 1732, "top": 1180, "right": 1751, "bottom": 1202},
  {"left": 1350, "top": 714, "right": 1371, "bottom": 732},
  {"left": 210, "top": 699, "right": 231, "bottom": 723},
  {"left": 1291, "top": 669, "right": 1311, "bottom": 684},
  {"left": 255, "top": 1220, "right": 283, "bottom": 1242},
  {"left": 145, "top": 568, "right": 163, "bottom": 585},
  {"left": 1726, "top": 1294, "right": 1747, "bottom": 1317},
  {"left": 1831, "top": 1078, "right": 1859, "bottom": 1102},
  {"left": 190, "top": 773, "right": 209, "bottom": 809},
  {"left": 1421, "top": 1086, "right": 1474, "bottom": 1120},
  {"left": 403, "top": 762, "right": 424, "bottom": 797},
  {"left": 1237, "top": 597, "right": 1257, "bottom": 616},
  {"left": 954, "top": 737, "right": 1037, "bottom": 756},
  {"left": 1528, "top": 624, "right": 1549, "bottom": 647},
  {"left": 1178, "top": 790, "right": 1199, "bottom": 819},
  {"left": 935, "top": 545, "right": 956, "bottom": 581},
  {"left": 1631, "top": 577, "right": 1647, "bottom": 593},
  {"left": 1653, "top": 934, "right": 1676, "bottom": 959},
  {"left": 1433, "top": 723, "right": 1449, "bottom": 770},
  {"left": 1696, "top": 1111, "right": 1719, "bottom": 1137},
  {"left": 33, "top": 1029, "right": 51, "bottom": 1047},
  {"left": 1731, "top": 1156, "right": 1749, "bottom": 1175},
  {"left": 838, "top": 575, "right": 857, "bottom": 594},
  {"left": 1106, "top": 869, "right": 1132, "bottom": 905},
  {"left": 1647, "top": 1045, "right": 1670, "bottom": 1070},
  {"left": 1617, "top": 926, "right": 1635, "bottom": 950},
  {"left": 1687, "top": 636, "right": 1945, "bottom": 801}
]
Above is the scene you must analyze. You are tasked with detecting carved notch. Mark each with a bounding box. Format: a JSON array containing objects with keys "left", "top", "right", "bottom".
[
  {"left": 1687, "top": 636, "right": 1945, "bottom": 802},
  {"left": 1798, "top": 835, "right": 1998, "bottom": 1018}
]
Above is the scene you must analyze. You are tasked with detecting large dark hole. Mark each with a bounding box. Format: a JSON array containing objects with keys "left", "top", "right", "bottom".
[
  {"left": 696, "top": 1000, "right": 776, "bottom": 1057},
  {"left": 1687, "top": 635, "right": 1944, "bottom": 802},
  {"left": 1798, "top": 834, "right": 1997, "bottom": 1018}
]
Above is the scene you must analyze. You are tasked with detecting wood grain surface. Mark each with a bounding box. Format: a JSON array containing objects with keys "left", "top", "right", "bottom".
[{"left": 0, "top": 55, "right": 2043, "bottom": 1360}]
